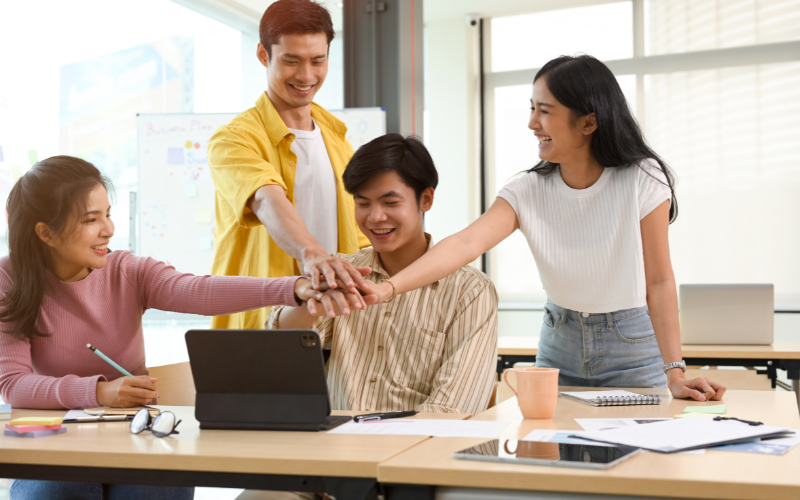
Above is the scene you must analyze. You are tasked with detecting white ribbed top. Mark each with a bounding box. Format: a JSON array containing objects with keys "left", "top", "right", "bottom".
[{"left": 497, "top": 159, "right": 672, "bottom": 313}]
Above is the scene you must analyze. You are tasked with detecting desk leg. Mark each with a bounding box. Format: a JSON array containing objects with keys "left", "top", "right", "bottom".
[
  {"left": 779, "top": 360, "right": 800, "bottom": 410},
  {"left": 323, "top": 478, "right": 378, "bottom": 500}
]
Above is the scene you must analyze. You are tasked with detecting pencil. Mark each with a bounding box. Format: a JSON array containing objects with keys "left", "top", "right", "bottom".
[{"left": 86, "top": 344, "right": 134, "bottom": 377}]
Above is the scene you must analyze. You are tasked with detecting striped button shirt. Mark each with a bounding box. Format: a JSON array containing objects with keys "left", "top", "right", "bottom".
[{"left": 268, "top": 235, "right": 498, "bottom": 416}]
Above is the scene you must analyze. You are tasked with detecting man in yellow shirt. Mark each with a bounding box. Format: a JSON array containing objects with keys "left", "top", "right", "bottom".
[{"left": 208, "top": 0, "right": 370, "bottom": 329}]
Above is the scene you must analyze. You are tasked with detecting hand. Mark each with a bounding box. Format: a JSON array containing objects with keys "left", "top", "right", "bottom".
[
  {"left": 294, "top": 278, "right": 329, "bottom": 303},
  {"left": 302, "top": 250, "right": 372, "bottom": 291},
  {"left": 357, "top": 280, "right": 394, "bottom": 303},
  {"left": 96, "top": 375, "right": 158, "bottom": 407},
  {"left": 307, "top": 288, "right": 379, "bottom": 318},
  {"left": 668, "top": 374, "right": 726, "bottom": 401}
]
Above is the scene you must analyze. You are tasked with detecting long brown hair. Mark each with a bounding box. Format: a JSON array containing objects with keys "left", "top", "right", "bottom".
[{"left": 0, "top": 156, "right": 113, "bottom": 340}]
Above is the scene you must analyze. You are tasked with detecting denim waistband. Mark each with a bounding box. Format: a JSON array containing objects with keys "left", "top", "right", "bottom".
[{"left": 545, "top": 300, "right": 649, "bottom": 324}]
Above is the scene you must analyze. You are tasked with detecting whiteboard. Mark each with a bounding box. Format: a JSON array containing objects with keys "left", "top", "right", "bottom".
[{"left": 137, "top": 108, "right": 386, "bottom": 276}]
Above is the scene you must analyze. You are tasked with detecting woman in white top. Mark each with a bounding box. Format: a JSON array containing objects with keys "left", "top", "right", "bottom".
[{"left": 357, "top": 55, "right": 725, "bottom": 401}]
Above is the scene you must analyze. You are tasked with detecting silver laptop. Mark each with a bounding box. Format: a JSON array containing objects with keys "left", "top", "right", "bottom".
[{"left": 679, "top": 284, "right": 774, "bottom": 345}]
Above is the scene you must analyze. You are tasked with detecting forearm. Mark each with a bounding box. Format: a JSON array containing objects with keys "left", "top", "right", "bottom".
[
  {"left": 646, "top": 278, "right": 684, "bottom": 381},
  {"left": 275, "top": 306, "right": 317, "bottom": 330},
  {"left": 248, "top": 185, "right": 327, "bottom": 263}
]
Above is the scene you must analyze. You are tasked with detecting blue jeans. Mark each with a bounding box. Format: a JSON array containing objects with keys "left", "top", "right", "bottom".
[
  {"left": 10, "top": 480, "right": 194, "bottom": 500},
  {"left": 535, "top": 300, "right": 667, "bottom": 388}
]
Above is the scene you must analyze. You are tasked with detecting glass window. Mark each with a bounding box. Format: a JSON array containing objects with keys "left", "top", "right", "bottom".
[
  {"left": 644, "top": 62, "right": 800, "bottom": 303},
  {"left": 645, "top": 0, "right": 800, "bottom": 56},
  {"left": 491, "top": 2, "right": 633, "bottom": 73},
  {"left": 0, "top": 0, "right": 243, "bottom": 255}
]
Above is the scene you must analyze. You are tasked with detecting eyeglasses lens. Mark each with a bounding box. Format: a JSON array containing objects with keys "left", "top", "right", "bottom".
[
  {"left": 151, "top": 412, "right": 176, "bottom": 437},
  {"left": 129, "top": 408, "right": 151, "bottom": 434}
]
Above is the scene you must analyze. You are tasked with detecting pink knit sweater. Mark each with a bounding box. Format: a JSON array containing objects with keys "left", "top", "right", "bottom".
[{"left": 0, "top": 250, "right": 300, "bottom": 409}]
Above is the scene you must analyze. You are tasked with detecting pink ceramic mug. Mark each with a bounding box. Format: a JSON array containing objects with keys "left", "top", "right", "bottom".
[{"left": 503, "top": 367, "right": 559, "bottom": 419}]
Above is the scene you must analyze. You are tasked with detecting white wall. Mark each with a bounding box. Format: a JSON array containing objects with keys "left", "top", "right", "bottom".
[{"left": 423, "top": 17, "right": 482, "bottom": 241}]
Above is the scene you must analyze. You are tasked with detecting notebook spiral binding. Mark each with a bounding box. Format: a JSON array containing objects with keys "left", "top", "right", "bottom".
[{"left": 597, "top": 395, "right": 662, "bottom": 406}]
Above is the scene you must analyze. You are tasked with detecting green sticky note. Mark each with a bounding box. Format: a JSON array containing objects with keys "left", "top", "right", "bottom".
[
  {"left": 11, "top": 165, "right": 22, "bottom": 181},
  {"left": 28, "top": 150, "right": 38, "bottom": 165},
  {"left": 683, "top": 404, "right": 726, "bottom": 415}
]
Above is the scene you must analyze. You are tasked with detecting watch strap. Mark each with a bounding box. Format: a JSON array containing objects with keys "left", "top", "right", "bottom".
[{"left": 664, "top": 360, "right": 687, "bottom": 373}]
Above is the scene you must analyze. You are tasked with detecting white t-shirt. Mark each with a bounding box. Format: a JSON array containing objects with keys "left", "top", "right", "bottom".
[
  {"left": 497, "top": 159, "right": 672, "bottom": 313},
  {"left": 288, "top": 120, "right": 339, "bottom": 255}
]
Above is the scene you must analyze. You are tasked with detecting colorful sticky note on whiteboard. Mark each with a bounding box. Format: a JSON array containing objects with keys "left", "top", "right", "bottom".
[
  {"left": 28, "top": 150, "right": 38, "bottom": 165},
  {"left": 184, "top": 181, "right": 197, "bottom": 198},
  {"left": 0, "top": 146, "right": 5, "bottom": 162},
  {"left": 167, "top": 148, "right": 184, "bottom": 164},
  {"left": 195, "top": 206, "right": 212, "bottom": 224},
  {"left": 11, "top": 165, "right": 22, "bottom": 182}
]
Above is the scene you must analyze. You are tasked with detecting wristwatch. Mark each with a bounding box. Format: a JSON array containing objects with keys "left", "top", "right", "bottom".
[{"left": 664, "top": 360, "right": 686, "bottom": 373}]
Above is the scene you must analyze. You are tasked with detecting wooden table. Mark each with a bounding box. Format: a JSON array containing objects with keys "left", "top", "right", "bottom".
[
  {"left": 0, "top": 407, "right": 470, "bottom": 499},
  {"left": 497, "top": 337, "right": 800, "bottom": 398},
  {"left": 378, "top": 388, "right": 800, "bottom": 500}
]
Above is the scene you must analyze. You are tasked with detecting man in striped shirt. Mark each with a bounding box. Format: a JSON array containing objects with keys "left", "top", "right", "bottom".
[{"left": 267, "top": 134, "right": 498, "bottom": 416}]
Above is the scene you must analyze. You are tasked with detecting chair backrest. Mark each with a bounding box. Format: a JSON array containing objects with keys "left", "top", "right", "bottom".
[{"left": 148, "top": 361, "right": 196, "bottom": 406}]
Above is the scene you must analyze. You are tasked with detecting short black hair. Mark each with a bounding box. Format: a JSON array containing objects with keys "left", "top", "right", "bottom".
[
  {"left": 259, "top": 0, "right": 335, "bottom": 58},
  {"left": 343, "top": 134, "right": 438, "bottom": 203}
]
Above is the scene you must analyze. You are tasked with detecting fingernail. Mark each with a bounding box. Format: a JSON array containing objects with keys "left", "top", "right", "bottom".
[{"left": 343, "top": 309, "right": 349, "bottom": 314}]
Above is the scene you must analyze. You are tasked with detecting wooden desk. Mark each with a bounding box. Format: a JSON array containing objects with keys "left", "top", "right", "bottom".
[
  {"left": 497, "top": 337, "right": 800, "bottom": 397},
  {"left": 378, "top": 388, "right": 800, "bottom": 500},
  {"left": 0, "top": 407, "right": 470, "bottom": 499}
]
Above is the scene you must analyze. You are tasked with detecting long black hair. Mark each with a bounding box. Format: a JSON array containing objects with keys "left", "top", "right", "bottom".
[
  {"left": 528, "top": 55, "right": 678, "bottom": 223},
  {"left": 0, "top": 156, "right": 113, "bottom": 340}
]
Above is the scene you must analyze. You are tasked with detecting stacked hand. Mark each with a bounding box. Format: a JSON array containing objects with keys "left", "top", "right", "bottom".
[{"left": 294, "top": 267, "right": 378, "bottom": 318}]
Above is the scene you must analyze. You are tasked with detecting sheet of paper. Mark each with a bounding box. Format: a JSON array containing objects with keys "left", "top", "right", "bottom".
[
  {"left": 575, "top": 418, "right": 670, "bottom": 432},
  {"left": 674, "top": 413, "right": 728, "bottom": 419},
  {"left": 711, "top": 430, "right": 800, "bottom": 455},
  {"left": 573, "top": 417, "right": 791, "bottom": 452},
  {"left": 522, "top": 429, "right": 616, "bottom": 447},
  {"left": 683, "top": 404, "right": 726, "bottom": 414},
  {"left": 560, "top": 390, "right": 647, "bottom": 401},
  {"left": 184, "top": 181, "right": 197, "bottom": 198},
  {"left": 63, "top": 410, "right": 126, "bottom": 421},
  {"left": 195, "top": 206, "right": 212, "bottom": 224},
  {"left": 327, "top": 419, "right": 510, "bottom": 438}
]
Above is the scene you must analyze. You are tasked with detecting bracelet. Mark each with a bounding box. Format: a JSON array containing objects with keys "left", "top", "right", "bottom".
[{"left": 382, "top": 279, "right": 397, "bottom": 304}]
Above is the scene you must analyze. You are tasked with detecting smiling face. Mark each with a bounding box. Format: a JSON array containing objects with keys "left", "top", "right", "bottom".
[
  {"left": 353, "top": 171, "right": 433, "bottom": 254},
  {"left": 36, "top": 184, "right": 114, "bottom": 282},
  {"left": 528, "top": 77, "right": 597, "bottom": 165},
  {"left": 258, "top": 32, "right": 328, "bottom": 110}
]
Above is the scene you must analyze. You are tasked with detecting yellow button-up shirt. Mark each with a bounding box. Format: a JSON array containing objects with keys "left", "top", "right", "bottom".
[{"left": 208, "top": 93, "right": 369, "bottom": 329}]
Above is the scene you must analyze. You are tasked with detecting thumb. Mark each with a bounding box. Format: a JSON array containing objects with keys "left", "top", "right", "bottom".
[
  {"left": 687, "top": 389, "right": 706, "bottom": 401},
  {"left": 362, "top": 294, "right": 379, "bottom": 306},
  {"left": 357, "top": 266, "right": 372, "bottom": 277}
]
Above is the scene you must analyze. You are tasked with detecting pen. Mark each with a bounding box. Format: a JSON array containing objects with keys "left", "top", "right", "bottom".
[
  {"left": 86, "top": 344, "right": 134, "bottom": 377},
  {"left": 354, "top": 410, "right": 418, "bottom": 423}
]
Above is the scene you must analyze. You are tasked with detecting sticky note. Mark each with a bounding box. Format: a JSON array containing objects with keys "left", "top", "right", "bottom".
[
  {"left": 195, "top": 206, "right": 212, "bottom": 224},
  {"left": 167, "top": 148, "right": 184, "bottom": 164},
  {"left": 184, "top": 181, "right": 197, "bottom": 198},
  {"left": 11, "top": 165, "right": 22, "bottom": 181},
  {"left": 683, "top": 404, "right": 726, "bottom": 415},
  {"left": 28, "top": 150, "right": 38, "bottom": 165},
  {"left": 0, "top": 145, "right": 5, "bottom": 162},
  {"left": 9, "top": 416, "right": 63, "bottom": 426}
]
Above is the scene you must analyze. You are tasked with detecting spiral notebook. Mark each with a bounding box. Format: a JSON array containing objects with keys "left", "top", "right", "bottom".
[{"left": 560, "top": 390, "right": 662, "bottom": 406}]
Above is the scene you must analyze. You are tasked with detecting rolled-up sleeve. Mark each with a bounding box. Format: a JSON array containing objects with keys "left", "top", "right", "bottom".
[{"left": 208, "top": 125, "right": 287, "bottom": 230}]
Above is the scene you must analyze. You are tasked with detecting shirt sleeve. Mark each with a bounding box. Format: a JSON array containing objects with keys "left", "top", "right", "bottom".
[
  {"left": 637, "top": 159, "right": 672, "bottom": 220},
  {"left": 416, "top": 277, "right": 498, "bottom": 415},
  {"left": 207, "top": 124, "right": 287, "bottom": 230},
  {"left": 496, "top": 174, "right": 532, "bottom": 230},
  {"left": 119, "top": 253, "right": 301, "bottom": 315}
]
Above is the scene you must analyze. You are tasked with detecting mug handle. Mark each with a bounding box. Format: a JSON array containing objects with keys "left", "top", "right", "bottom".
[
  {"left": 503, "top": 369, "right": 517, "bottom": 396},
  {"left": 503, "top": 440, "right": 517, "bottom": 455}
]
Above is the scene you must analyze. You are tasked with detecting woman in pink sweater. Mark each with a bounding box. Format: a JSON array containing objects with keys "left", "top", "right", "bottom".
[{"left": 0, "top": 156, "right": 371, "bottom": 500}]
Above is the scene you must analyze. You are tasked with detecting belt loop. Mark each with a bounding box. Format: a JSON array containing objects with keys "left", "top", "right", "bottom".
[{"left": 606, "top": 312, "right": 613, "bottom": 330}]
